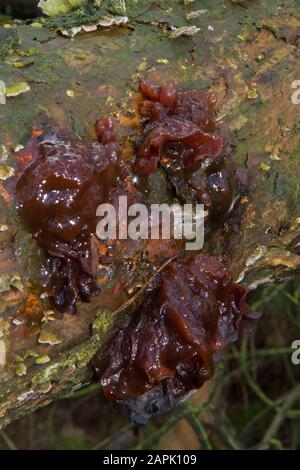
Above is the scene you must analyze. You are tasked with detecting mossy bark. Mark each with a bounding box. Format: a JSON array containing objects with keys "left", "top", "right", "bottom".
[{"left": 0, "top": 0, "right": 300, "bottom": 427}]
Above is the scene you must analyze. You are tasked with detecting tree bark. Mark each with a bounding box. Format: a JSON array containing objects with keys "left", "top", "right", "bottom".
[{"left": 0, "top": 0, "right": 300, "bottom": 427}]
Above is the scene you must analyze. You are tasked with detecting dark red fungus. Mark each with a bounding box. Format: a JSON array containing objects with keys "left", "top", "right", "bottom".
[
  {"left": 16, "top": 119, "right": 123, "bottom": 313},
  {"left": 92, "top": 254, "right": 255, "bottom": 423},
  {"left": 135, "top": 80, "right": 222, "bottom": 175},
  {"left": 135, "top": 80, "right": 234, "bottom": 220}
]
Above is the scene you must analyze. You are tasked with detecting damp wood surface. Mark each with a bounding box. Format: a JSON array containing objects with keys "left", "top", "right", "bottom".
[{"left": 0, "top": 0, "right": 300, "bottom": 427}]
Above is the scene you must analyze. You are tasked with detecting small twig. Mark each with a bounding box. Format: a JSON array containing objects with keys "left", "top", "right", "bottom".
[
  {"left": 63, "top": 383, "right": 99, "bottom": 400},
  {"left": 287, "top": 409, "right": 300, "bottom": 419},
  {"left": 251, "top": 284, "right": 285, "bottom": 310},
  {"left": 243, "top": 369, "right": 277, "bottom": 408},
  {"left": 110, "top": 256, "right": 177, "bottom": 318},
  {"left": 0, "top": 430, "right": 17, "bottom": 450},
  {"left": 226, "top": 347, "right": 293, "bottom": 360},
  {"left": 92, "top": 423, "right": 134, "bottom": 450},
  {"left": 258, "top": 383, "right": 300, "bottom": 449},
  {"left": 185, "top": 407, "right": 212, "bottom": 450},
  {"left": 208, "top": 411, "right": 241, "bottom": 450},
  {"left": 232, "top": 344, "right": 277, "bottom": 408},
  {"left": 240, "top": 406, "right": 273, "bottom": 444}
]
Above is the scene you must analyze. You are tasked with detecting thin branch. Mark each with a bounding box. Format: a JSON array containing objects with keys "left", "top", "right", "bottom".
[{"left": 258, "top": 383, "right": 300, "bottom": 450}]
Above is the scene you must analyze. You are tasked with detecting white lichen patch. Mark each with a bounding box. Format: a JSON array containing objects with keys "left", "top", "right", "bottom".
[
  {"left": 0, "top": 145, "right": 9, "bottom": 163},
  {"left": 247, "top": 87, "right": 259, "bottom": 99},
  {"left": 35, "top": 355, "right": 51, "bottom": 365},
  {"left": 17, "top": 390, "right": 36, "bottom": 402},
  {"left": 9, "top": 274, "right": 24, "bottom": 291},
  {"left": 60, "top": 15, "right": 128, "bottom": 37},
  {"left": 13, "top": 144, "right": 25, "bottom": 153},
  {"left": 137, "top": 58, "right": 147, "bottom": 72},
  {"left": 66, "top": 89, "right": 75, "bottom": 98},
  {"left": 61, "top": 26, "right": 82, "bottom": 37},
  {"left": 248, "top": 276, "right": 274, "bottom": 290},
  {"left": 98, "top": 15, "right": 128, "bottom": 27},
  {"left": 156, "top": 58, "right": 169, "bottom": 64},
  {"left": 186, "top": 10, "right": 208, "bottom": 20},
  {"left": 0, "top": 273, "right": 24, "bottom": 292},
  {"left": 38, "top": 381, "right": 52, "bottom": 394},
  {"left": 260, "top": 162, "right": 271, "bottom": 172},
  {"left": 39, "top": 330, "right": 62, "bottom": 346},
  {"left": 24, "top": 349, "right": 39, "bottom": 359},
  {"left": 245, "top": 246, "right": 267, "bottom": 267},
  {"left": 17, "top": 381, "right": 52, "bottom": 402},
  {"left": 270, "top": 153, "right": 280, "bottom": 161},
  {"left": 15, "top": 362, "right": 27, "bottom": 377},
  {"left": 81, "top": 24, "right": 98, "bottom": 32},
  {"left": 170, "top": 25, "right": 200, "bottom": 38},
  {"left": 0, "top": 166, "right": 15, "bottom": 180},
  {"left": 5, "top": 82, "right": 30, "bottom": 98},
  {"left": 12, "top": 318, "right": 24, "bottom": 327}
]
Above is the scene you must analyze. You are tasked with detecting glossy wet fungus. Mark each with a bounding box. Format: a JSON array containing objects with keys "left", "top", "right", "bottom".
[
  {"left": 92, "top": 254, "right": 255, "bottom": 423},
  {"left": 16, "top": 118, "right": 123, "bottom": 313},
  {"left": 16, "top": 80, "right": 256, "bottom": 420},
  {"left": 135, "top": 80, "right": 234, "bottom": 221}
]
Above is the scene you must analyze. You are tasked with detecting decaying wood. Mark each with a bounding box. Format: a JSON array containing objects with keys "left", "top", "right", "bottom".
[{"left": 0, "top": 0, "right": 300, "bottom": 427}]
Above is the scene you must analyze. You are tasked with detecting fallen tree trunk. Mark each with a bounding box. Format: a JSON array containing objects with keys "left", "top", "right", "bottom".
[{"left": 0, "top": 0, "right": 300, "bottom": 427}]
